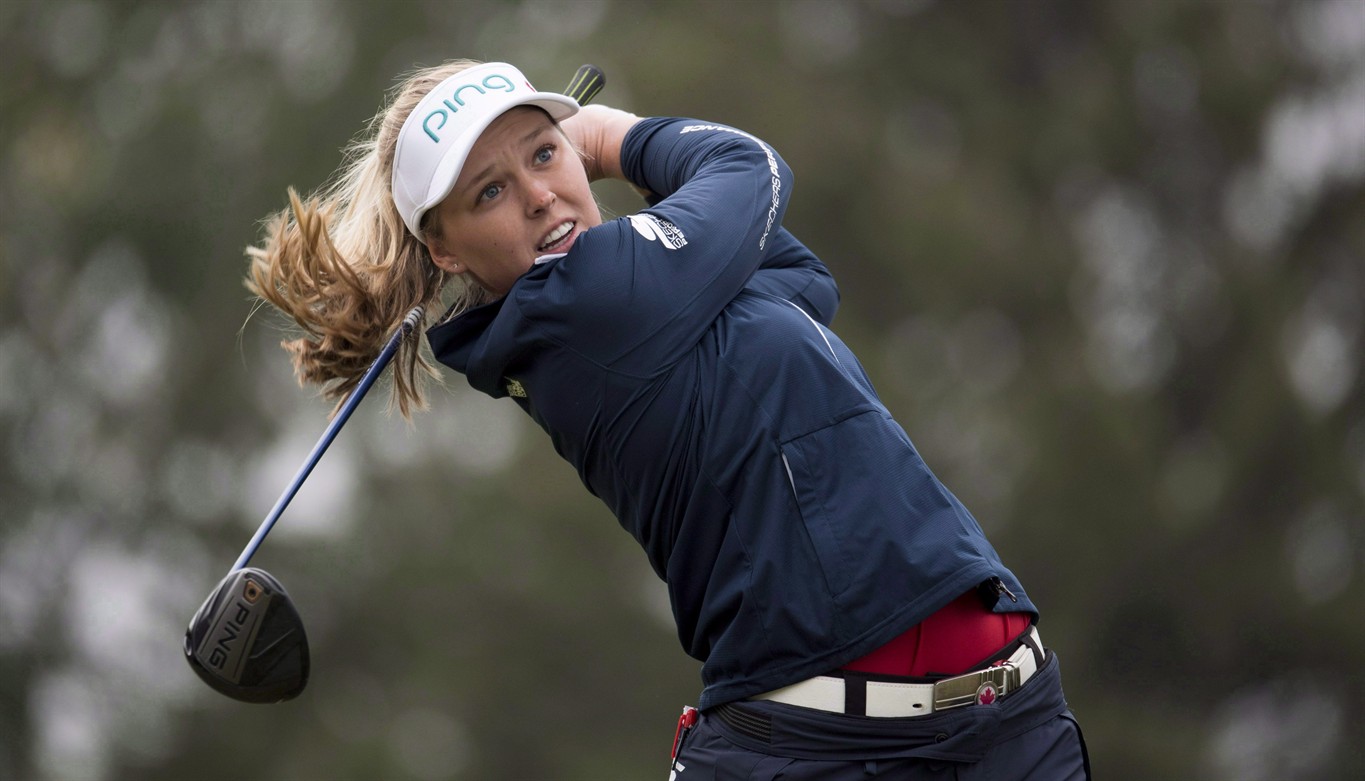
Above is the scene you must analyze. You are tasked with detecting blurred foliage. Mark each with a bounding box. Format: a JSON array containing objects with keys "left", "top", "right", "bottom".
[{"left": 2, "top": 0, "right": 1364, "bottom": 779}]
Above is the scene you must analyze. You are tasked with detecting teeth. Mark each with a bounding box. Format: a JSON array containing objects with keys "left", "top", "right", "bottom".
[{"left": 538, "top": 222, "right": 573, "bottom": 251}]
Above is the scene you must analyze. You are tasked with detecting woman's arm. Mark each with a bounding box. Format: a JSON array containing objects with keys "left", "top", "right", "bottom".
[
  {"left": 525, "top": 115, "right": 795, "bottom": 369},
  {"left": 568, "top": 105, "right": 836, "bottom": 320},
  {"left": 746, "top": 229, "right": 840, "bottom": 326},
  {"left": 560, "top": 104, "right": 642, "bottom": 183}
]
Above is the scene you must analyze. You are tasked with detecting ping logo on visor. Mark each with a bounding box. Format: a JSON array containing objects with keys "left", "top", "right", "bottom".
[
  {"left": 391, "top": 62, "right": 579, "bottom": 243},
  {"left": 421, "top": 73, "right": 522, "bottom": 143}
]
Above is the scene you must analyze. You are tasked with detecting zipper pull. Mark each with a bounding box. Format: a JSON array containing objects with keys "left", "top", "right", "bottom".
[{"left": 992, "top": 577, "right": 1019, "bottom": 603}]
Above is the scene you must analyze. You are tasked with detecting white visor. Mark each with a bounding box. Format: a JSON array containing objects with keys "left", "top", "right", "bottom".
[{"left": 391, "top": 62, "right": 580, "bottom": 243}]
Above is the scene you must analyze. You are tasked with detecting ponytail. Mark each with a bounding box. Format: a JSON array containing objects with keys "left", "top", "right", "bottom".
[{"left": 245, "top": 59, "right": 487, "bottom": 418}]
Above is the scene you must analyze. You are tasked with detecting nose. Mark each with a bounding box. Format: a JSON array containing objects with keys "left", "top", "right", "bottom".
[{"left": 525, "top": 175, "right": 556, "bottom": 216}]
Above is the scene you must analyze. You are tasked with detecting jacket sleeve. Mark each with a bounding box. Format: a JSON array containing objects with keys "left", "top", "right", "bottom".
[
  {"left": 745, "top": 228, "right": 840, "bottom": 327},
  {"left": 521, "top": 117, "right": 794, "bottom": 370}
]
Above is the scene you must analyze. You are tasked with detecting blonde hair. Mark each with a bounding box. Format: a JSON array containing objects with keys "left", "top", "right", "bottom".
[{"left": 246, "top": 59, "right": 490, "bottom": 418}]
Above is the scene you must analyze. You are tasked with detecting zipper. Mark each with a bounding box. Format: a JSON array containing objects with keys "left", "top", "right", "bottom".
[{"left": 990, "top": 576, "right": 1018, "bottom": 604}]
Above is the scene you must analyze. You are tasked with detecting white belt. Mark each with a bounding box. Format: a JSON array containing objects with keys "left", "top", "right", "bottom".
[{"left": 752, "top": 626, "right": 1043, "bottom": 718}]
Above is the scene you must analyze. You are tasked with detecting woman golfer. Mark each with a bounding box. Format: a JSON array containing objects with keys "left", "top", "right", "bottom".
[{"left": 247, "top": 59, "right": 1090, "bottom": 779}]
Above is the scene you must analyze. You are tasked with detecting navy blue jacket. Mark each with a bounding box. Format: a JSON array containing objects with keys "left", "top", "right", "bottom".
[{"left": 427, "top": 117, "right": 1036, "bottom": 709}]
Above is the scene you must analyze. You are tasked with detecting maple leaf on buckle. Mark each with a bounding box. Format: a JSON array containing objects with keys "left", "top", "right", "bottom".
[{"left": 977, "top": 684, "right": 998, "bottom": 705}]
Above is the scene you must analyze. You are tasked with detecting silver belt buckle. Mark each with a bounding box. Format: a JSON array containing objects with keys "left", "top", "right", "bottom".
[{"left": 931, "top": 662, "right": 1020, "bottom": 711}]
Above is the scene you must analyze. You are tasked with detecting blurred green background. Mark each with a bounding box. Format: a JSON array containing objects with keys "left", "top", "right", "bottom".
[{"left": 2, "top": 0, "right": 1363, "bottom": 779}]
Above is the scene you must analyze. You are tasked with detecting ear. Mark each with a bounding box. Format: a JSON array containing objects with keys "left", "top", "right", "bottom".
[{"left": 427, "top": 236, "right": 463, "bottom": 274}]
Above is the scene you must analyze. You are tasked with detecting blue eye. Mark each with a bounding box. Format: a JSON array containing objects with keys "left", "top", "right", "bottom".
[
  {"left": 479, "top": 183, "right": 502, "bottom": 202},
  {"left": 535, "top": 145, "right": 554, "bottom": 164}
]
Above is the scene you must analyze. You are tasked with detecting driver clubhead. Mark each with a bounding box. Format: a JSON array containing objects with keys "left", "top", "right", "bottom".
[{"left": 184, "top": 567, "right": 309, "bottom": 704}]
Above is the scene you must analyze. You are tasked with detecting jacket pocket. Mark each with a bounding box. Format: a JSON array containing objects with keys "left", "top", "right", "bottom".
[{"left": 779, "top": 409, "right": 889, "bottom": 598}]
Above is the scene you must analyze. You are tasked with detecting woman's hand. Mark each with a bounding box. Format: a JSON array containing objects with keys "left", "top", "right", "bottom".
[{"left": 560, "top": 104, "right": 641, "bottom": 183}]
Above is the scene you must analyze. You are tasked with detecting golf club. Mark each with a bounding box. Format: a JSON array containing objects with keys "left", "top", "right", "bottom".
[
  {"left": 184, "top": 305, "right": 423, "bottom": 703},
  {"left": 564, "top": 63, "right": 606, "bottom": 106},
  {"left": 185, "top": 65, "right": 606, "bottom": 704}
]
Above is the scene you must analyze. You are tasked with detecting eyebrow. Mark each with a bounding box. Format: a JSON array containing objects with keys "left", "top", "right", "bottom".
[{"left": 458, "top": 120, "right": 556, "bottom": 200}]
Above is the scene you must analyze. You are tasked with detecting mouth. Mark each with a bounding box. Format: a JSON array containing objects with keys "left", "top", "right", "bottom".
[{"left": 537, "top": 220, "right": 576, "bottom": 254}]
